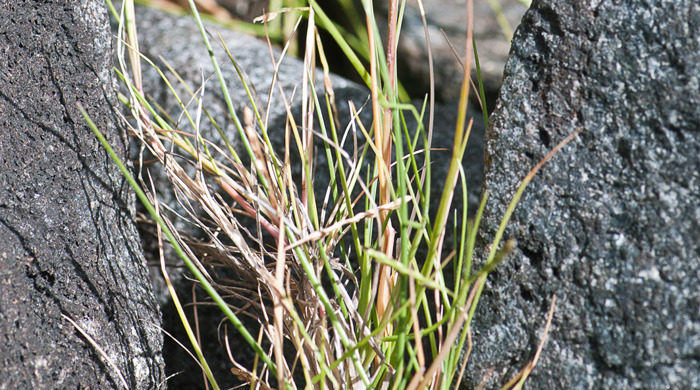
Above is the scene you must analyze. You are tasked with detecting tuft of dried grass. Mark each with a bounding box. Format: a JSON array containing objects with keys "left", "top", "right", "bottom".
[{"left": 89, "top": 0, "right": 579, "bottom": 389}]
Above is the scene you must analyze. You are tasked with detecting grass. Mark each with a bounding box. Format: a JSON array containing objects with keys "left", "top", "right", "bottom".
[{"left": 82, "top": 0, "right": 577, "bottom": 388}]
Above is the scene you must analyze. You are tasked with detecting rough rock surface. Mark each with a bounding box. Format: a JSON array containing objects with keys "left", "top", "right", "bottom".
[
  {"left": 0, "top": 0, "right": 165, "bottom": 388},
  {"left": 467, "top": 0, "right": 700, "bottom": 388}
]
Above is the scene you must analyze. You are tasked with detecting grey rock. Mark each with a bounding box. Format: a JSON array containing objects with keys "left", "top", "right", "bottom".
[
  {"left": 0, "top": 0, "right": 165, "bottom": 388},
  {"left": 377, "top": 0, "right": 528, "bottom": 104},
  {"left": 168, "top": 0, "right": 528, "bottom": 105},
  {"left": 466, "top": 0, "right": 700, "bottom": 388},
  {"left": 213, "top": 0, "right": 267, "bottom": 21}
]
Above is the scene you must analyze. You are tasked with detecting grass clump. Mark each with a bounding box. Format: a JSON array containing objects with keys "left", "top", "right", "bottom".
[{"left": 83, "top": 0, "right": 577, "bottom": 388}]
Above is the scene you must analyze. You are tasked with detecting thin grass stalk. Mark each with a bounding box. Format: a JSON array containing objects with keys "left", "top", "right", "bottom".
[
  {"left": 414, "top": 0, "right": 435, "bottom": 199},
  {"left": 311, "top": 3, "right": 371, "bottom": 87},
  {"left": 487, "top": 0, "right": 515, "bottom": 41},
  {"left": 440, "top": 191, "right": 489, "bottom": 385},
  {"left": 313, "top": 33, "right": 343, "bottom": 207},
  {"left": 185, "top": 0, "right": 255, "bottom": 165},
  {"left": 80, "top": 106, "right": 281, "bottom": 382},
  {"left": 446, "top": 165, "right": 470, "bottom": 311},
  {"left": 423, "top": 0, "right": 475, "bottom": 280},
  {"left": 404, "top": 274, "right": 426, "bottom": 390},
  {"left": 154, "top": 189, "right": 220, "bottom": 390},
  {"left": 273, "top": 191, "right": 288, "bottom": 388},
  {"left": 384, "top": 0, "right": 417, "bottom": 373},
  {"left": 472, "top": 38, "right": 490, "bottom": 129},
  {"left": 62, "top": 313, "right": 130, "bottom": 389},
  {"left": 363, "top": 0, "right": 396, "bottom": 329},
  {"left": 301, "top": 4, "right": 316, "bottom": 213},
  {"left": 123, "top": 0, "right": 142, "bottom": 94}
]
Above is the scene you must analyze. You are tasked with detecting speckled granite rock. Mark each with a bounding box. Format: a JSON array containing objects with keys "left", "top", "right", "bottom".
[{"left": 465, "top": 0, "right": 700, "bottom": 388}]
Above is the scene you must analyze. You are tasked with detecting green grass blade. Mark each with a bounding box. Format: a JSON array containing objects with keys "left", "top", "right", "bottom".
[{"left": 79, "top": 105, "right": 280, "bottom": 382}]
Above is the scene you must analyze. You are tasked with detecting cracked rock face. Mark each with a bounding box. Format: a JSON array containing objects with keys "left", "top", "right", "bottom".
[
  {"left": 466, "top": 0, "right": 699, "bottom": 389},
  {"left": 0, "top": 0, "right": 165, "bottom": 388}
]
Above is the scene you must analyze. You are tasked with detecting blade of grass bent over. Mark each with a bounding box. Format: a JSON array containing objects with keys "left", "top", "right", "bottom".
[{"left": 79, "top": 105, "right": 280, "bottom": 383}]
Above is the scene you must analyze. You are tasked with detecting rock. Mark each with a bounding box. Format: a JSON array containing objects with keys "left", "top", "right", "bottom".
[
  {"left": 0, "top": 0, "right": 165, "bottom": 388},
  {"left": 466, "top": 0, "right": 700, "bottom": 388},
  {"left": 377, "top": 0, "right": 528, "bottom": 105},
  {"left": 157, "top": 0, "right": 528, "bottom": 106},
  {"left": 212, "top": 0, "right": 266, "bottom": 21}
]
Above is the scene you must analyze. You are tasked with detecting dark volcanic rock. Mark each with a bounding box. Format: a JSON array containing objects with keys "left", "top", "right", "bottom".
[
  {"left": 467, "top": 0, "right": 699, "bottom": 389},
  {"left": 0, "top": 0, "right": 165, "bottom": 388}
]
